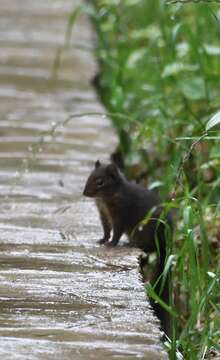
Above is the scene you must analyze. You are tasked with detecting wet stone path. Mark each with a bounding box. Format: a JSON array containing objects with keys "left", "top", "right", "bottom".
[{"left": 0, "top": 1, "right": 167, "bottom": 359}]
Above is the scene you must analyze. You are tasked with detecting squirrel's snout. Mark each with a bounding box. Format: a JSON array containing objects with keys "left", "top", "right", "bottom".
[{"left": 83, "top": 184, "right": 93, "bottom": 197}]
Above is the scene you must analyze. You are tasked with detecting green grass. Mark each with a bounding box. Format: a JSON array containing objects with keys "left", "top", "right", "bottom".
[{"left": 87, "top": 1, "right": 220, "bottom": 358}]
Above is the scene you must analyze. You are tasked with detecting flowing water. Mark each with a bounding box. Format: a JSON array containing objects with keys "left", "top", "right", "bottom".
[{"left": 0, "top": 1, "right": 168, "bottom": 359}]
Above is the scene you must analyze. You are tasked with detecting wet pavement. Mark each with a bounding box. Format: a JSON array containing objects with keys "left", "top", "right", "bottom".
[{"left": 0, "top": 1, "right": 168, "bottom": 359}]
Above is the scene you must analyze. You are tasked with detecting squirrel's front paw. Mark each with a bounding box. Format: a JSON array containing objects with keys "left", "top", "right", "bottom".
[{"left": 97, "top": 238, "right": 108, "bottom": 245}]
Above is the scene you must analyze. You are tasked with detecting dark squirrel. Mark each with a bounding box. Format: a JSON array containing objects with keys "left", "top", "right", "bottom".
[{"left": 83, "top": 160, "right": 172, "bottom": 335}]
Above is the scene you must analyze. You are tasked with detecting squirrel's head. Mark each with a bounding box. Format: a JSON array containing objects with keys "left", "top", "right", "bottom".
[{"left": 83, "top": 160, "right": 121, "bottom": 198}]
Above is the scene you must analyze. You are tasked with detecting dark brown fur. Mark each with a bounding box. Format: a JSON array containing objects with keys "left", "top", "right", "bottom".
[{"left": 83, "top": 161, "right": 171, "bottom": 249}]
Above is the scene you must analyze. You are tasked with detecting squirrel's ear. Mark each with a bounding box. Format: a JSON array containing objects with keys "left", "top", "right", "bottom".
[
  {"left": 106, "top": 163, "right": 119, "bottom": 179},
  {"left": 95, "top": 160, "right": 101, "bottom": 168}
]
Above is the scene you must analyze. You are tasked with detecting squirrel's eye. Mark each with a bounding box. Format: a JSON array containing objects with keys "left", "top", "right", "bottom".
[{"left": 95, "top": 178, "right": 103, "bottom": 186}]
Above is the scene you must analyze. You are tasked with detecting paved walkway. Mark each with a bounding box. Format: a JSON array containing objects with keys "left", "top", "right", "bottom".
[{"left": 0, "top": 1, "right": 167, "bottom": 359}]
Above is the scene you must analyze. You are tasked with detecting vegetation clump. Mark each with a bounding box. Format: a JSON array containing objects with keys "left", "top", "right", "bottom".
[{"left": 90, "top": 1, "right": 220, "bottom": 358}]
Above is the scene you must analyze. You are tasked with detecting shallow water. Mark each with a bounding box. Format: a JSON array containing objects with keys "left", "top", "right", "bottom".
[{"left": 0, "top": 1, "right": 167, "bottom": 359}]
